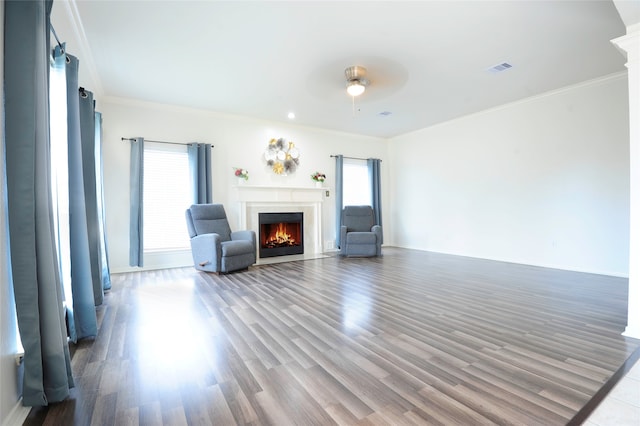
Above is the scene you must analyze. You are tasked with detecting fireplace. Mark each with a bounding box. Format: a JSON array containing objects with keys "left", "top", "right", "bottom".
[
  {"left": 234, "top": 185, "right": 325, "bottom": 258},
  {"left": 259, "top": 212, "right": 304, "bottom": 258}
]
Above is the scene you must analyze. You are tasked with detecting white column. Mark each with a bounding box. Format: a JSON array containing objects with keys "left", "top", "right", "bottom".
[{"left": 613, "top": 24, "right": 640, "bottom": 339}]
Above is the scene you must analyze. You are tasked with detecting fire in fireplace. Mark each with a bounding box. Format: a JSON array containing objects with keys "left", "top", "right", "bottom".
[{"left": 259, "top": 212, "right": 303, "bottom": 258}]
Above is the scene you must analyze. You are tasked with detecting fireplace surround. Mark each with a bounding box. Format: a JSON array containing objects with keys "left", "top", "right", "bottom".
[{"left": 233, "top": 185, "right": 325, "bottom": 261}]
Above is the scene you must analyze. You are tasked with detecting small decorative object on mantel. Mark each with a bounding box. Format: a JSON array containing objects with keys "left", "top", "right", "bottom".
[
  {"left": 264, "top": 137, "right": 299, "bottom": 175},
  {"left": 311, "top": 171, "right": 326, "bottom": 187},
  {"left": 233, "top": 167, "right": 249, "bottom": 183}
]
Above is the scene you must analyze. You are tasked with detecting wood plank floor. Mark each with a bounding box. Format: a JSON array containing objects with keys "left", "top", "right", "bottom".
[{"left": 24, "top": 248, "right": 639, "bottom": 425}]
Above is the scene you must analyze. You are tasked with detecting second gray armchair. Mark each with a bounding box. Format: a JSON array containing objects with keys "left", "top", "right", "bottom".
[{"left": 340, "top": 205, "right": 382, "bottom": 257}]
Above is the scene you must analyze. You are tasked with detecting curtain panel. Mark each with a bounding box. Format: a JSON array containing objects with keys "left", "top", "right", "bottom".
[
  {"left": 4, "top": 0, "right": 74, "bottom": 405},
  {"left": 79, "top": 88, "right": 110, "bottom": 304},
  {"left": 129, "top": 137, "right": 144, "bottom": 266},
  {"left": 64, "top": 54, "right": 98, "bottom": 342},
  {"left": 334, "top": 155, "right": 344, "bottom": 248},
  {"left": 95, "top": 112, "right": 112, "bottom": 291},
  {"left": 368, "top": 158, "right": 383, "bottom": 242},
  {"left": 188, "top": 143, "right": 212, "bottom": 204}
]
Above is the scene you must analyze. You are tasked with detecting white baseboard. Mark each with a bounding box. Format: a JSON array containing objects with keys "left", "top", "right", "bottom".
[
  {"left": 396, "top": 245, "right": 629, "bottom": 278},
  {"left": 2, "top": 399, "right": 30, "bottom": 426}
]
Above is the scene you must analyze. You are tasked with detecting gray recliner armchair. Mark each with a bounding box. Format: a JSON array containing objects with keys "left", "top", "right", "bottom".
[
  {"left": 340, "top": 205, "right": 382, "bottom": 257},
  {"left": 185, "top": 204, "right": 256, "bottom": 273}
]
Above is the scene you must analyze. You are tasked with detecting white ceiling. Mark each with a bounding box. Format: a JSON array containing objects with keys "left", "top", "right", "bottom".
[{"left": 51, "top": 1, "right": 629, "bottom": 139}]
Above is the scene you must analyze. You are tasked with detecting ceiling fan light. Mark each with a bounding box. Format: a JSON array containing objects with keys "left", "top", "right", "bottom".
[{"left": 347, "top": 80, "right": 365, "bottom": 97}]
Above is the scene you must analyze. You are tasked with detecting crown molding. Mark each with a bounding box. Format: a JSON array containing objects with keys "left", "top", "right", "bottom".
[{"left": 57, "top": 0, "right": 104, "bottom": 96}]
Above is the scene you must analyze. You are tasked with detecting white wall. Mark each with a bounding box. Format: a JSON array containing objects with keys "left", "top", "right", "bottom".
[
  {"left": 389, "top": 74, "right": 630, "bottom": 276},
  {"left": 100, "top": 98, "right": 389, "bottom": 272}
]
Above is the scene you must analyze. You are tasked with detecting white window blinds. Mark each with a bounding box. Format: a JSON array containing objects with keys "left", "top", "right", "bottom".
[{"left": 143, "top": 143, "right": 192, "bottom": 251}]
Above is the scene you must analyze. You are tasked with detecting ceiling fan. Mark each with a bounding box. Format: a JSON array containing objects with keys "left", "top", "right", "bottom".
[{"left": 345, "top": 65, "right": 369, "bottom": 97}]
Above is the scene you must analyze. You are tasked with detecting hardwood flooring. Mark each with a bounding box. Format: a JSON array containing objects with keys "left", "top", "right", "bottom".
[{"left": 24, "top": 248, "right": 639, "bottom": 425}]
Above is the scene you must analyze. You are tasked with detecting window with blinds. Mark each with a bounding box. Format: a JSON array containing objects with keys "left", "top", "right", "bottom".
[
  {"left": 343, "top": 158, "right": 371, "bottom": 207},
  {"left": 143, "top": 143, "right": 192, "bottom": 251}
]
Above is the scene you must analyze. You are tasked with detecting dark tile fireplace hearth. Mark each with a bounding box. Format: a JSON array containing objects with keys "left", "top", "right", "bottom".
[{"left": 258, "top": 212, "right": 304, "bottom": 258}]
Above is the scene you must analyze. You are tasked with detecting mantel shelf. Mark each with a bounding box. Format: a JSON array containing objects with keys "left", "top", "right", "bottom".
[
  {"left": 232, "top": 185, "right": 326, "bottom": 204},
  {"left": 233, "top": 185, "right": 326, "bottom": 191}
]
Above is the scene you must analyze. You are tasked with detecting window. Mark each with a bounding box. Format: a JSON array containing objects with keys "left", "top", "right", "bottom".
[
  {"left": 143, "top": 143, "right": 192, "bottom": 251},
  {"left": 342, "top": 158, "right": 371, "bottom": 207},
  {"left": 49, "top": 53, "right": 73, "bottom": 311}
]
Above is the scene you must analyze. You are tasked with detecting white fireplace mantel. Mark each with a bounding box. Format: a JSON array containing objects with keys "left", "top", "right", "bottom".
[
  {"left": 233, "top": 185, "right": 325, "bottom": 256},
  {"left": 234, "top": 184, "right": 325, "bottom": 202}
]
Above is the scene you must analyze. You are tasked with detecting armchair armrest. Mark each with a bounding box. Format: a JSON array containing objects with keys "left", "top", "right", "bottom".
[
  {"left": 372, "top": 225, "right": 383, "bottom": 244},
  {"left": 231, "top": 230, "right": 256, "bottom": 249},
  {"left": 231, "top": 229, "right": 254, "bottom": 241},
  {"left": 340, "top": 225, "right": 348, "bottom": 255},
  {"left": 190, "top": 233, "right": 223, "bottom": 267},
  {"left": 231, "top": 230, "right": 258, "bottom": 250}
]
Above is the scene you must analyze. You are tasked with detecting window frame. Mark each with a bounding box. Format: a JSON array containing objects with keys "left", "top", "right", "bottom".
[
  {"left": 142, "top": 142, "right": 192, "bottom": 253},
  {"left": 342, "top": 157, "right": 371, "bottom": 208}
]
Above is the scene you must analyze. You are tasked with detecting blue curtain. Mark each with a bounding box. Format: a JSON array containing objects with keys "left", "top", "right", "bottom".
[
  {"left": 188, "top": 143, "right": 212, "bottom": 204},
  {"left": 130, "top": 137, "right": 144, "bottom": 266},
  {"left": 4, "top": 0, "right": 74, "bottom": 405},
  {"left": 334, "top": 155, "right": 344, "bottom": 248},
  {"left": 79, "top": 88, "right": 111, "bottom": 303},
  {"left": 64, "top": 54, "right": 98, "bottom": 342},
  {"left": 95, "top": 112, "right": 112, "bottom": 291},
  {"left": 368, "top": 158, "right": 382, "bottom": 233}
]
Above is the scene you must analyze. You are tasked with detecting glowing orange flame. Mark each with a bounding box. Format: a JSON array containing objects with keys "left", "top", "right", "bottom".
[{"left": 264, "top": 223, "right": 298, "bottom": 247}]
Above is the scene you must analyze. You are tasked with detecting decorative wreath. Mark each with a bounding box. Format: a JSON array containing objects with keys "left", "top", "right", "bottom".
[{"left": 263, "top": 138, "right": 300, "bottom": 175}]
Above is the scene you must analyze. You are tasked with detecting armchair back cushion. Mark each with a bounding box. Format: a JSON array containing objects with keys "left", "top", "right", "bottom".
[
  {"left": 342, "top": 205, "right": 375, "bottom": 232},
  {"left": 186, "top": 203, "right": 232, "bottom": 241}
]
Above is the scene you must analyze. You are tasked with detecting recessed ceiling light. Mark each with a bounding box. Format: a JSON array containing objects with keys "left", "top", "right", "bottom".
[
  {"left": 287, "top": 112, "right": 295, "bottom": 119},
  {"left": 378, "top": 111, "right": 392, "bottom": 116}
]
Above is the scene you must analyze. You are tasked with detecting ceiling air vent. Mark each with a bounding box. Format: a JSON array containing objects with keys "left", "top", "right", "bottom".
[{"left": 487, "top": 62, "right": 513, "bottom": 73}]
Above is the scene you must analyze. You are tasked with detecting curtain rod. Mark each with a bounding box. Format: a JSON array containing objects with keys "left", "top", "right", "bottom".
[
  {"left": 50, "top": 23, "right": 63, "bottom": 51},
  {"left": 330, "top": 155, "right": 382, "bottom": 162},
  {"left": 121, "top": 138, "right": 213, "bottom": 147}
]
